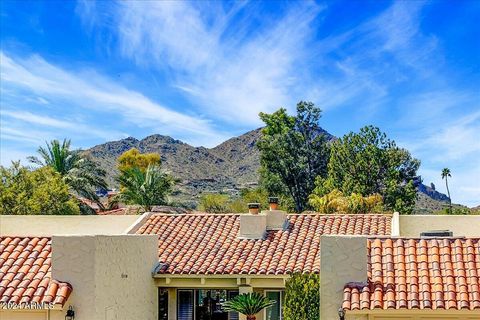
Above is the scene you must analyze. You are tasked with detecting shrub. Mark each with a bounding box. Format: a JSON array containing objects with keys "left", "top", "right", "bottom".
[
  {"left": 283, "top": 273, "right": 320, "bottom": 320},
  {"left": 199, "top": 193, "right": 230, "bottom": 213},
  {"left": 308, "top": 189, "right": 384, "bottom": 214}
]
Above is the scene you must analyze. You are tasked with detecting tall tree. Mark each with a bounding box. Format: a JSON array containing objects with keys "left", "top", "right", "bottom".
[
  {"left": 257, "top": 101, "right": 329, "bottom": 212},
  {"left": 320, "top": 126, "right": 420, "bottom": 214},
  {"left": 0, "top": 162, "right": 80, "bottom": 215},
  {"left": 116, "top": 164, "right": 174, "bottom": 212},
  {"left": 441, "top": 168, "right": 452, "bottom": 213},
  {"left": 28, "top": 139, "right": 108, "bottom": 211},
  {"left": 283, "top": 273, "right": 320, "bottom": 320}
]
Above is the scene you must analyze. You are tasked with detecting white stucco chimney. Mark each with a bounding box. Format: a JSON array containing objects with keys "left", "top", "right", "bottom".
[
  {"left": 239, "top": 203, "right": 266, "bottom": 239},
  {"left": 262, "top": 197, "right": 287, "bottom": 230}
]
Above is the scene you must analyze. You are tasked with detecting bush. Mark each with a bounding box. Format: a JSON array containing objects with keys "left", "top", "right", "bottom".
[
  {"left": 198, "top": 188, "right": 293, "bottom": 213},
  {"left": 283, "top": 273, "right": 320, "bottom": 320},
  {"left": 435, "top": 207, "right": 480, "bottom": 215},
  {"left": 199, "top": 193, "right": 230, "bottom": 213},
  {"left": 308, "top": 189, "right": 384, "bottom": 214}
]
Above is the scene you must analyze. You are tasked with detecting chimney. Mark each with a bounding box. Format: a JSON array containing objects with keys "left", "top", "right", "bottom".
[
  {"left": 239, "top": 203, "right": 266, "bottom": 239},
  {"left": 263, "top": 197, "right": 287, "bottom": 230},
  {"left": 248, "top": 203, "right": 260, "bottom": 214},
  {"left": 268, "top": 197, "right": 279, "bottom": 210}
]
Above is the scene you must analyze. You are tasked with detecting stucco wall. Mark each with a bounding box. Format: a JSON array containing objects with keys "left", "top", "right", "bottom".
[
  {"left": 399, "top": 215, "right": 480, "bottom": 237},
  {"left": 346, "top": 315, "right": 367, "bottom": 320},
  {"left": 0, "top": 310, "right": 65, "bottom": 320},
  {"left": 52, "top": 234, "right": 158, "bottom": 320},
  {"left": 320, "top": 236, "right": 367, "bottom": 320},
  {"left": 0, "top": 215, "right": 139, "bottom": 236}
]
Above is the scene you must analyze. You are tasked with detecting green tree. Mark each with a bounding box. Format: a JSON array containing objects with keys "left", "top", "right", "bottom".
[
  {"left": 441, "top": 168, "right": 452, "bottom": 213},
  {"left": 0, "top": 162, "right": 80, "bottom": 215},
  {"left": 28, "top": 139, "right": 107, "bottom": 211},
  {"left": 223, "top": 292, "right": 275, "bottom": 320},
  {"left": 116, "top": 164, "right": 174, "bottom": 212},
  {"left": 117, "top": 148, "right": 161, "bottom": 172},
  {"left": 319, "top": 126, "right": 420, "bottom": 214},
  {"left": 257, "top": 102, "right": 329, "bottom": 212},
  {"left": 283, "top": 273, "right": 320, "bottom": 320}
]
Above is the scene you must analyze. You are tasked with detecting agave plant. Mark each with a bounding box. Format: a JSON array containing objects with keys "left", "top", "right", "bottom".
[{"left": 223, "top": 292, "right": 275, "bottom": 320}]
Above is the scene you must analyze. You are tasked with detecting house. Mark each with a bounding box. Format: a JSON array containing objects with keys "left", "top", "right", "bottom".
[
  {"left": 134, "top": 211, "right": 392, "bottom": 320},
  {"left": 340, "top": 237, "right": 480, "bottom": 320},
  {"left": 1, "top": 206, "right": 479, "bottom": 320}
]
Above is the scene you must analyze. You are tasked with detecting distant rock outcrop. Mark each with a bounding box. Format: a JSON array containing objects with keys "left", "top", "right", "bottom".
[{"left": 417, "top": 180, "right": 450, "bottom": 202}]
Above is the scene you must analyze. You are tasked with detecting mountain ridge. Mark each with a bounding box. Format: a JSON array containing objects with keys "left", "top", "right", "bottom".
[{"left": 84, "top": 128, "right": 450, "bottom": 212}]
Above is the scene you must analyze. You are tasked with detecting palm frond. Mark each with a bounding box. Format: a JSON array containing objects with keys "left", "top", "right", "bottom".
[
  {"left": 116, "top": 164, "right": 173, "bottom": 212},
  {"left": 222, "top": 293, "right": 275, "bottom": 316}
]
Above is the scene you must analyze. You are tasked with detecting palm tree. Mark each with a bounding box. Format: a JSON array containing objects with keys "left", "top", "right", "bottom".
[
  {"left": 116, "top": 164, "right": 174, "bottom": 212},
  {"left": 28, "top": 139, "right": 108, "bottom": 211},
  {"left": 441, "top": 168, "right": 452, "bottom": 213},
  {"left": 222, "top": 292, "right": 275, "bottom": 320}
]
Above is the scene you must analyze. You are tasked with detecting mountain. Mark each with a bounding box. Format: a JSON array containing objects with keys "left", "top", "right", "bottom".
[
  {"left": 84, "top": 127, "right": 449, "bottom": 212},
  {"left": 84, "top": 128, "right": 266, "bottom": 206}
]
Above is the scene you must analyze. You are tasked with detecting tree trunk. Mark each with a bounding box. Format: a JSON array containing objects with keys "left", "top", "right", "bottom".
[
  {"left": 246, "top": 316, "right": 256, "bottom": 320},
  {"left": 445, "top": 177, "right": 452, "bottom": 213}
]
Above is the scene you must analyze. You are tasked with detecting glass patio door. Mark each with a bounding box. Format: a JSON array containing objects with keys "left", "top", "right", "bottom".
[{"left": 176, "top": 289, "right": 239, "bottom": 320}]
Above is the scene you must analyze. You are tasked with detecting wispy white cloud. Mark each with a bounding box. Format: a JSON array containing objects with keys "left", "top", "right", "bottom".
[
  {"left": 1, "top": 109, "right": 126, "bottom": 142},
  {"left": 78, "top": 1, "right": 326, "bottom": 124},
  {"left": 0, "top": 51, "right": 228, "bottom": 146}
]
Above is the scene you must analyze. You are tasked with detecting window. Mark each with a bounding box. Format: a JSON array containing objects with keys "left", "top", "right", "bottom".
[
  {"left": 265, "top": 291, "right": 284, "bottom": 320},
  {"left": 176, "top": 289, "right": 239, "bottom": 320},
  {"left": 158, "top": 288, "right": 169, "bottom": 320},
  {"left": 227, "top": 291, "right": 239, "bottom": 320},
  {"left": 178, "top": 290, "right": 194, "bottom": 320}
]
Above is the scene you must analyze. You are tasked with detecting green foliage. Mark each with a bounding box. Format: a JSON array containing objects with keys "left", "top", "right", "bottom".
[
  {"left": 198, "top": 188, "right": 292, "bottom": 213},
  {"left": 28, "top": 139, "right": 107, "bottom": 211},
  {"left": 319, "top": 126, "right": 420, "bottom": 214},
  {"left": 435, "top": 207, "right": 479, "bottom": 215},
  {"left": 309, "top": 189, "right": 384, "bottom": 214},
  {"left": 257, "top": 102, "right": 329, "bottom": 212},
  {"left": 117, "top": 148, "right": 161, "bottom": 172},
  {"left": 283, "top": 273, "right": 320, "bottom": 320},
  {"left": 199, "top": 193, "right": 230, "bottom": 213},
  {"left": 116, "top": 164, "right": 174, "bottom": 212},
  {"left": 223, "top": 292, "right": 275, "bottom": 319},
  {"left": 0, "top": 162, "right": 80, "bottom": 215}
]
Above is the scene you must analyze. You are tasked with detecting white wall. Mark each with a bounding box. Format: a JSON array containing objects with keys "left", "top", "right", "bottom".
[
  {"left": 0, "top": 215, "right": 139, "bottom": 236},
  {"left": 51, "top": 234, "right": 158, "bottom": 320},
  {"left": 320, "top": 236, "right": 367, "bottom": 320},
  {"left": 399, "top": 215, "right": 480, "bottom": 237}
]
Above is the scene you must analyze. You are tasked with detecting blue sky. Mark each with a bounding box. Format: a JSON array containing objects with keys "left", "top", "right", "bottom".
[{"left": 0, "top": 1, "right": 479, "bottom": 206}]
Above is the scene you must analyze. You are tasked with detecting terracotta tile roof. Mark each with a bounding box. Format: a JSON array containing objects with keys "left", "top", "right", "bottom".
[
  {"left": 342, "top": 238, "right": 480, "bottom": 311},
  {"left": 137, "top": 213, "right": 392, "bottom": 275},
  {"left": 0, "top": 237, "right": 72, "bottom": 308}
]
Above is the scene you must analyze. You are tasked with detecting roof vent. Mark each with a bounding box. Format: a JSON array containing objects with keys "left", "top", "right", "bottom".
[{"left": 420, "top": 230, "right": 453, "bottom": 237}]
